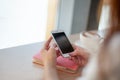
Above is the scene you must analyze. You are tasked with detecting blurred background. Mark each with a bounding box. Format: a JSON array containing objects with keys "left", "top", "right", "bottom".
[{"left": 0, "top": 0, "right": 108, "bottom": 49}]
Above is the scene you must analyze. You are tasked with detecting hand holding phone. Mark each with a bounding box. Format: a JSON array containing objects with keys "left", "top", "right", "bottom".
[{"left": 51, "top": 30, "right": 74, "bottom": 58}]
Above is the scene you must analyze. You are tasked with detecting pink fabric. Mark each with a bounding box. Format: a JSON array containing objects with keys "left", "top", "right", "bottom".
[{"left": 33, "top": 51, "right": 79, "bottom": 70}]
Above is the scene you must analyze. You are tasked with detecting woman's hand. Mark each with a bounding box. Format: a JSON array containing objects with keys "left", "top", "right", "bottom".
[
  {"left": 70, "top": 45, "right": 89, "bottom": 67},
  {"left": 41, "top": 37, "right": 57, "bottom": 67},
  {"left": 41, "top": 36, "right": 89, "bottom": 68},
  {"left": 41, "top": 37, "right": 60, "bottom": 80}
]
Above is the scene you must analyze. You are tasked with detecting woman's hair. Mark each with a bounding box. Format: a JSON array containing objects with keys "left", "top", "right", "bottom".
[
  {"left": 99, "top": 0, "right": 120, "bottom": 80},
  {"left": 104, "top": 0, "right": 120, "bottom": 44}
]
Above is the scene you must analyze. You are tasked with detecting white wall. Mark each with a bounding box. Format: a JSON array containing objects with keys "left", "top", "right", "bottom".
[
  {"left": 71, "top": 0, "right": 91, "bottom": 34},
  {"left": 57, "top": 0, "right": 75, "bottom": 35},
  {"left": 57, "top": 0, "right": 91, "bottom": 35},
  {"left": 0, "top": 0, "right": 48, "bottom": 49}
]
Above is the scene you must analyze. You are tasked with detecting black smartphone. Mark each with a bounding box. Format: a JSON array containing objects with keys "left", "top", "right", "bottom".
[{"left": 51, "top": 30, "right": 74, "bottom": 57}]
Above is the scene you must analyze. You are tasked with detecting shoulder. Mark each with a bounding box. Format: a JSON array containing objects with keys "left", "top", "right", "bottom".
[
  {"left": 108, "top": 33, "right": 120, "bottom": 50},
  {"left": 108, "top": 33, "right": 120, "bottom": 56}
]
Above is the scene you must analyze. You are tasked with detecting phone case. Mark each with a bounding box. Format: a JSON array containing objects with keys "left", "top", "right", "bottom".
[{"left": 32, "top": 50, "right": 80, "bottom": 73}]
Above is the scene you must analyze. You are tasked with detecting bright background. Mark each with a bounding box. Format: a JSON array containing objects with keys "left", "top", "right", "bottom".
[{"left": 0, "top": 0, "right": 48, "bottom": 49}]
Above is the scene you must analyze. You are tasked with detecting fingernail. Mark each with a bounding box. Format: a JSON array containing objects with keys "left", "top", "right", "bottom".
[{"left": 50, "top": 44, "right": 55, "bottom": 48}]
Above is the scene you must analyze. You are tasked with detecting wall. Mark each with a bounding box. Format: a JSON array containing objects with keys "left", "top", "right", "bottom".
[
  {"left": 0, "top": 0, "right": 48, "bottom": 49},
  {"left": 71, "top": 0, "right": 91, "bottom": 34},
  {"left": 56, "top": 0, "right": 75, "bottom": 35},
  {"left": 87, "top": 0, "right": 100, "bottom": 30},
  {"left": 56, "top": 0, "right": 91, "bottom": 35}
]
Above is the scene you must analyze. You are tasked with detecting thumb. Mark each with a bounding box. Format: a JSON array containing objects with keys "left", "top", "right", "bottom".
[
  {"left": 69, "top": 52, "right": 76, "bottom": 56},
  {"left": 69, "top": 49, "right": 77, "bottom": 56},
  {"left": 48, "top": 44, "right": 56, "bottom": 53},
  {"left": 48, "top": 45, "right": 57, "bottom": 58}
]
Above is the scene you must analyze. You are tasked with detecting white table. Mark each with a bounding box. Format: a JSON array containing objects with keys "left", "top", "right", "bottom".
[{"left": 0, "top": 34, "right": 82, "bottom": 80}]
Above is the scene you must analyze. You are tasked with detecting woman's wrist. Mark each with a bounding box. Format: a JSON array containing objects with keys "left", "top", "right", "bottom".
[{"left": 44, "top": 61, "right": 56, "bottom": 68}]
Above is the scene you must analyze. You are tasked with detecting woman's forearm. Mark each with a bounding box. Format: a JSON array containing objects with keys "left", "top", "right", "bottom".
[{"left": 44, "top": 64, "right": 60, "bottom": 80}]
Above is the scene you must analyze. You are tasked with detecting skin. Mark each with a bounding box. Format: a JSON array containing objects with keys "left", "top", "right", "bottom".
[
  {"left": 41, "top": 37, "right": 89, "bottom": 80},
  {"left": 41, "top": 37, "right": 59, "bottom": 80},
  {"left": 69, "top": 45, "right": 89, "bottom": 67}
]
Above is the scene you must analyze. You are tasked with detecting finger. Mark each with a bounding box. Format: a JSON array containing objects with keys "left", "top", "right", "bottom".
[
  {"left": 81, "top": 59, "right": 86, "bottom": 67},
  {"left": 53, "top": 43, "right": 57, "bottom": 48},
  {"left": 48, "top": 44, "right": 56, "bottom": 52},
  {"left": 72, "top": 44, "right": 77, "bottom": 49},
  {"left": 69, "top": 52, "right": 75, "bottom": 56},
  {"left": 44, "top": 36, "right": 52, "bottom": 50},
  {"left": 72, "top": 48, "right": 89, "bottom": 59},
  {"left": 75, "top": 56, "right": 80, "bottom": 65},
  {"left": 78, "top": 56, "right": 81, "bottom": 65},
  {"left": 75, "top": 57, "right": 79, "bottom": 64},
  {"left": 56, "top": 49, "right": 61, "bottom": 57},
  {"left": 48, "top": 46, "right": 57, "bottom": 57},
  {"left": 71, "top": 57, "right": 74, "bottom": 60},
  {"left": 84, "top": 59, "right": 88, "bottom": 66},
  {"left": 71, "top": 57, "right": 78, "bottom": 64},
  {"left": 80, "top": 52, "right": 89, "bottom": 60},
  {"left": 69, "top": 50, "right": 78, "bottom": 56},
  {"left": 55, "top": 47, "right": 59, "bottom": 51},
  {"left": 56, "top": 52, "right": 61, "bottom": 57},
  {"left": 68, "top": 56, "right": 72, "bottom": 60},
  {"left": 52, "top": 43, "right": 57, "bottom": 48},
  {"left": 77, "top": 56, "right": 81, "bottom": 64}
]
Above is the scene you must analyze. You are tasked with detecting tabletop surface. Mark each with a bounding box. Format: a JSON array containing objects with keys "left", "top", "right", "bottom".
[{"left": 0, "top": 34, "right": 81, "bottom": 80}]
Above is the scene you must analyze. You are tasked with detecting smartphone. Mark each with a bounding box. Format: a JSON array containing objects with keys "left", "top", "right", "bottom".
[{"left": 51, "top": 30, "right": 74, "bottom": 57}]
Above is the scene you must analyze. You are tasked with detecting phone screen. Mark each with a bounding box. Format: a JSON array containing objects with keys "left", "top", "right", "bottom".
[{"left": 52, "top": 32, "right": 74, "bottom": 54}]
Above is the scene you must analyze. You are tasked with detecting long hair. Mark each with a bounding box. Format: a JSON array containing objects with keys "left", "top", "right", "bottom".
[
  {"left": 104, "top": 0, "right": 120, "bottom": 45},
  {"left": 99, "top": 0, "right": 120, "bottom": 80}
]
